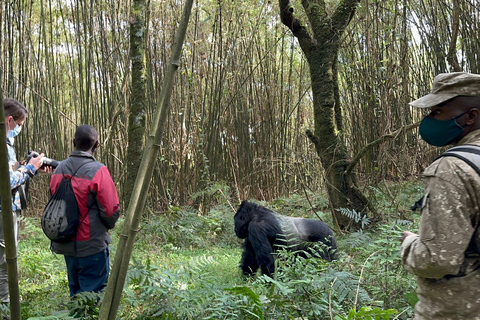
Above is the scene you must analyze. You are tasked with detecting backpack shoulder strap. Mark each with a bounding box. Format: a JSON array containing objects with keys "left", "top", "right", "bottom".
[
  {"left": 411, "top": 144, "right": 480, "bottom": 212},
  {"left": 434, "top": 144, "right": 480, "bottom": 176},
  {"left": 63, "top": 159, "right": 94, "bottom": 180},
  {"left": 435, "top": 145, "right": 480, "bottom": 257}
]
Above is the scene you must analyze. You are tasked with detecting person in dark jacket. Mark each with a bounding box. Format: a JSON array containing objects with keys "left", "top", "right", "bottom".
[{"left": 49, "top": 125, "right": 120, "bottom": 297}]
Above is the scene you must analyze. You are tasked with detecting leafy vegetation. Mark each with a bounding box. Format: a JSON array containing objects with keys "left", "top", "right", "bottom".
[{"left": 16, "top": 181, "right": 422, "bottom": 319}]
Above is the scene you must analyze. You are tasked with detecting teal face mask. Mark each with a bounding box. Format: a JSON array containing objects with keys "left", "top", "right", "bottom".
[{"left": 419, "top": 111, "right": 469, "bottom": 147}]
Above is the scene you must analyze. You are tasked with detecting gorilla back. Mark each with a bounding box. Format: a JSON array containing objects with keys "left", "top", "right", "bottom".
[{"left": 234, "top": 200, "right": 338, "bottom": 276}]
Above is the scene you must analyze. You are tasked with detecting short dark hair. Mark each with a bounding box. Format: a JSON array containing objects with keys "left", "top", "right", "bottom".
[
  {"left": 3, "top": 98, "right": 28, "bottom": 121},
  {"left": 74, "top": 125, "right": 98, "bottom": 151}
]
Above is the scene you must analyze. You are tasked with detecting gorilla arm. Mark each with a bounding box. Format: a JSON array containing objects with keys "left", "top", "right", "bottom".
[
  {"left": 248, "top": 221, "right": 276, "bottom": 276},
  {"left": 240, "top": 238, "right": 259, "bottom": 276}
]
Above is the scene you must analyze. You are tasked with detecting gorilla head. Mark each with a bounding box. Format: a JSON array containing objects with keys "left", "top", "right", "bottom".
[{"left": 234, "top": 200, "right": 254, "bottom": 239}]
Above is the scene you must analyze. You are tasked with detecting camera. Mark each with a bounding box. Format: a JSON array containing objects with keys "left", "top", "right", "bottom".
[{"left": 26, "top": 151, "right": 60, "bottom": 169}]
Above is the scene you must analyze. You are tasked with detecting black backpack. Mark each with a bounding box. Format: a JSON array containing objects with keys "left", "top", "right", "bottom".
[{"left": 41, "top": 162, "right": 89, "bottom": 243}]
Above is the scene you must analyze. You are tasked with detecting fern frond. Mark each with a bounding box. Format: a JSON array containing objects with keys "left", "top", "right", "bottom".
[
  {"left": 335, "top": 208, "right": 371, "bottom": 228},
  {"left": 189, "top": 254, "right": 218, "bottom": 272},
  {"left": 340, "top": 231, "right": 372, "bottom": 249},
  {"left": 324, "top": 269, "right": 371, "bottom": 304}
]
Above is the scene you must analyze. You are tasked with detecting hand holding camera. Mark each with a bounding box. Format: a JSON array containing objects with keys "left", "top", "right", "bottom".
[{"left": 26, "top": 151, "right": 60, "bottom": 171}]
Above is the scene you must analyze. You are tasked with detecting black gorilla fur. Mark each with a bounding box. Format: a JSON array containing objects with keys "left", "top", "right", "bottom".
[{"left": 234, "top": 200, "right": 338, "bottom": 276}]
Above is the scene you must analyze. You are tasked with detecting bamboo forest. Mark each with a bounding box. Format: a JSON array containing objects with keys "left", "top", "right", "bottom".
[{"left": 0, "top": 0, "right": 479, "bottom": 319}]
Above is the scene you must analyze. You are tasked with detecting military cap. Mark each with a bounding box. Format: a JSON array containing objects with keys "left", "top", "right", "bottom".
[{"left": 409, "top": 72, "right": 480, "bottom": 108}]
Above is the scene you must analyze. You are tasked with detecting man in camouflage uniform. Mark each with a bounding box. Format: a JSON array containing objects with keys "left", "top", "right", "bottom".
[{"left": 401, "top": 72, "right": 480, "bottom": 319}]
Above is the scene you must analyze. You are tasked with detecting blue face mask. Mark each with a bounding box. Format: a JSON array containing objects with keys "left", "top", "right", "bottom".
[
  {"left": 419, "top": 111, "right": 469, "bottom": 147},
  {"left": 7, "top": 123, "right": 22, "bottom": 138}
]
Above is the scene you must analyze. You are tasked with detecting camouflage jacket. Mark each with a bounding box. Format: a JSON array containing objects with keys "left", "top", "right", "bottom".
[{"left": 401, "top": 129, "right": 480, "bottom": 320}]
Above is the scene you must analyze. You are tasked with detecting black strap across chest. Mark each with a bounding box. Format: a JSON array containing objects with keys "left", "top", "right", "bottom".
[
  {"left": 410, "top": 144, "right": 480, "bottom": 211},
  {"left": 434, "top": 144, "right": 480, "bottom": 176},
  {"left": 434, "top": 144, "right": 480, "bottom": 260}
]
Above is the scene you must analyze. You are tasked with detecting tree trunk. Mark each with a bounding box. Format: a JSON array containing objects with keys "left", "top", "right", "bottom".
[
  {"left": 279, "top": 0, "right": 367, "bottom": 230},
  {"left": 124, "top": 0, "right": 147, "bottom": 209},
  {"left": 0, "top": 88, "right": 21, "bottom": 320}
]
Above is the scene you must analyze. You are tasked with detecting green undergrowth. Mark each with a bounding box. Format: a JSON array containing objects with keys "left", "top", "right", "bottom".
[{"left": 16, "top": 185, "right": 422, "bottom": 319}]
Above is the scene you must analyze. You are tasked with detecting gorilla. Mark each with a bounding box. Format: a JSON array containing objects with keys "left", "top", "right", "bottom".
[{"left": 234, "top": 200, "right": 338, "bottom": 276}]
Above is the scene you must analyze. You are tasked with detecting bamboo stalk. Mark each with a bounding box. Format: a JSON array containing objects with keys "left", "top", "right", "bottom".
[
  {"left": 98, "top": 0, "right": 193, "bottom": 318},
  {"left": 0, "top": 83, "right": 21, "bottom": 320}
]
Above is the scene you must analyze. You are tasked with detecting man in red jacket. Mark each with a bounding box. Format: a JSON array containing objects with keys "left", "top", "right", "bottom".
[{"left": 50, "top": 125, "right": 120, "bottom": 297}]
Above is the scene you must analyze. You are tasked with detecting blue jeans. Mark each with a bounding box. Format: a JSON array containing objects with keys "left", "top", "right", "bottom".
[{"left": 64, "top": 248, "right": 109, "bottom": 297}]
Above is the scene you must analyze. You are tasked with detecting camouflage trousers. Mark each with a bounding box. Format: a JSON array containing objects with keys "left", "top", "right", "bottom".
[{"left": 414, "top": 267, "right": 480, "bottom": 320}]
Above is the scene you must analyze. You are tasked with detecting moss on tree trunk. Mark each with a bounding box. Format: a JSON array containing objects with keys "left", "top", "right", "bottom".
[
  {"left": 280, "top": 0, "right": 368, "bottom": 230},
  {"left": 124, "top": 0, "right": 147, "bottom": 209}
]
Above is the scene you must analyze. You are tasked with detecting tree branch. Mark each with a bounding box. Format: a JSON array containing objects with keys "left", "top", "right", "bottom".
[
  {"left": 279, "top": 0, "right": 316, "bottom": 60},
  {"left": 345, "top": 122, "right": 420, "bottom": 178},
  {"left": 447, "top": 0, "right": 462, "bottom": 72},
  {"left": 331, "top": 0, "right": 360, "bottom": 38},
  {"left": 301, "top": 0, "right": 327, "bottom": 37}
]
